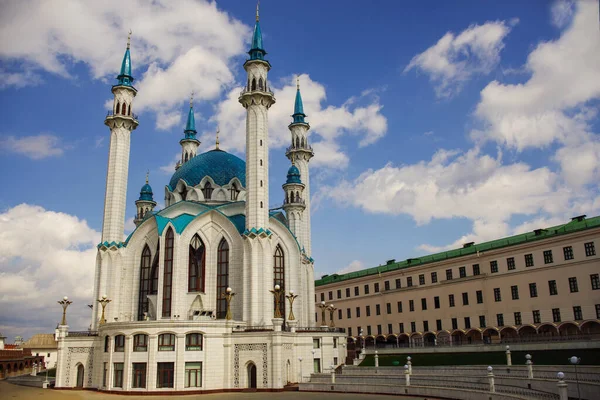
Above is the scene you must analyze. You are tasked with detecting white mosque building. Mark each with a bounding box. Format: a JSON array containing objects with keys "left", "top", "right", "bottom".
[{"left": 54, "top": 7, "right": 346, "bottom": 392}]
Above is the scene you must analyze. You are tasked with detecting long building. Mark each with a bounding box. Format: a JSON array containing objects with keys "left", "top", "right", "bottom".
[{"left": 315, "top": 215, "right": 600, "bottom": 347}]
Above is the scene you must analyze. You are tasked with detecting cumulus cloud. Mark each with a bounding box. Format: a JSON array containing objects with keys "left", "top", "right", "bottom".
[
  {"left": 336, "top": 260, "right": 365, "bottom": 275},
  {"left": 551, "top": 0, "right": 575, "bottom": 28},
  {"left": 0, "top": 133, "right": 66, "bottom": 159},
  {"left": 0, "top": 69, "right": 42, "bottom": 89},
  {"left": 405, "top": 20, "right": 515, "bottom": 98},
  {"left": 210, "top": 74, "right": 387, "bottom": 168},
  {"left": 0, "top": 204, "right": 99, "bottom": 339}
]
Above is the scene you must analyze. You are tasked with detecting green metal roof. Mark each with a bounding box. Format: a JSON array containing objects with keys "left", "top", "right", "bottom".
[{"left": 315, "top": 215, "right": 600, "bottom": 287}]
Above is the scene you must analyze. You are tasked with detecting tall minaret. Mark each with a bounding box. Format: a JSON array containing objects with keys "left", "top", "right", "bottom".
[
  {"left": 239, "top": 3, "right": 276, "bottom": 231},
  {"left": 101, "top": 31, "right": 139, "bottom": 243},
  {"left": 178, "top": 95, "right": 200, "bottom": 169},
  {"left": 286, "top": 78, "right": 314, "bottom": 255}
]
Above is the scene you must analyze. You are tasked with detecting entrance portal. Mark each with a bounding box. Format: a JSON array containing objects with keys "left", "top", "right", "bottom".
[{"left": 248, "top": 363, "right": 257, "bottom": 388}]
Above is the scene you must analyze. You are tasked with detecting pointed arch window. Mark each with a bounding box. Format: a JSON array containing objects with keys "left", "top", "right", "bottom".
[
  {"left": 258, "top": 77, "right": 264, "bottom": 91},
  {"left": 274, "top": 245, "right": 285, "bottom": 319},
  {"left": 202, "top": 182, "right": 213, "bottom": 200},
  {"left": 189, "top": 234, "right": 205, "bottom": 292},
  {"left": 162, "top": 228, "right": 174, "bottom": 318},
  {"left": 229, "top": 182, "right": 240, "bottom": 201},
  {"left": 184, "top": 153, "right": 188, "bottom": 162},
  {"left": 216, "top": 239, "right": 230, "bottom": 319},
  {"left": 296, "top": 137, "right": 300, "bottom": 148},
  {"left": 150, "top": 241, "right": 160, "bottom": 294},
  {"left": 127, "top": 104, "right": 131, "bottom": 116},
  {"left": 138, "top": 245, "right": 152, "bottom": 320},
  {"left": 251, "top": 78, "right": 257, "bottom": 91},
  {"left": 121, "top": 103, "right": 127, "bottom": 115},
  {"left": 116, "top": 102, "right": 120, "bottom": 114}
]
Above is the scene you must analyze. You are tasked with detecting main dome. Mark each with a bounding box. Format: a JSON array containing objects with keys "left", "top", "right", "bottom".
[{"left": 169, "top": 149, "right": 246, "bottom": 190}]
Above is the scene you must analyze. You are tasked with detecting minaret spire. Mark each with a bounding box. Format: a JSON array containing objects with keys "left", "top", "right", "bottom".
[
  {"left": 216, "top": 127, "right": 220, "bottom": 150},
  {"left": 256, "top": 0, "right": 260, "bottom": 21},
  {"left": 179, "top": 95, "right": 200, "bottom": 168}
]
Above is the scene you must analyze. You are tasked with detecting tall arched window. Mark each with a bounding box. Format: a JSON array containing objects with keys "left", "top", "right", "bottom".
[
  {"left": 296, "top": 137, "right": 300, "bottom": 148},
  {"left": 121, "top": 103, "right": 127, "bottom": 115},
  {"left": 229, "top": 182, "right": 239, "bottom": 201},
  {"left": 138, "top": 245, "right": 152, "bottom": 320},
  {"left": 202, "top": 182, "right": 213, "bottom": 200},
  {"left": 184, "top": 153, "right": 188, "bottom": 162},
  {"left": 216, "top": 239, "right": 230, "bottom": 319},
  {"left": 127, "top": 104, "right": 131, "bottom": 116},
  {"left": 162, "top": 228, "right": 174, "bottom": 317},
  {"left": 188, "top": 234, "right": 205, "bottom": 292},
  {"left": 258, "top": 77, "right": 263, "bottom": 91},
  {"left": 251, "top": 78, "right": 256, "bottom": 91},
  {"left": 116, "top": 102, "right": 120, "bottom": 114},
  {"left": 274, "top": 245, "right": 285, "bottom": 319},
  {"left": 150, "top": 241, "right": 159, "bottom": 294}
]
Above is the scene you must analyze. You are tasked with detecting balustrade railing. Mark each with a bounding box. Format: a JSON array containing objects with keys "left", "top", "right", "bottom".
[
  {"left": 106, "top": 110, "right": 138, "bottom": 120},
  {"left": 68, "top": 331, "right": 99, "bottom": 337}
]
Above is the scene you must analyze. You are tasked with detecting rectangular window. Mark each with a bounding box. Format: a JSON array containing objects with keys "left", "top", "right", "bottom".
[
  {"left": 376, "top": 304, "right": 381, "bottom": 315},
  {"left": 354, "top": 286, "right": 359, "bottom": 296},
  {"left": 459, "top": 266, "right": 466, "bottom": 278},
  {"left": 549, "top": 280, "right": 558, "bottom": 296},
  {"left": 399, "top": 323, "right": 404, "bottom": 333},
  {"left": 364, "top": 284, "right": 370, "bottom": 295},
  {"left": 497, "top": 313, "right": 504, "bottom": 327},
  {"left": 446, "top": 269, "right": 453, "bottom": 280},
  {"left": 494, "top": 288, "right": 501, "bottom": 302},
  {"left": 386, "top": 303, "right": 391, "bottom": 314},
  {"left": 479, "top": 315, "right": 486, "bottom": 328},
  {"left": 525, "top": 253, "right": 534, "bottom": 267},
  {"left": 490, "top": 261, "right": 498, "bottom": 273},
  {"left": 473, "top": 264, "right": 480, "bottom": 276},
  {"left": 158, "top": 333, "right": 175, "bottom": 351},
  {"left": 313, "top": 359, "right": 321, "bottom": 373},
  {"left": 451, "top": 318, "right": 458, "bottom": 330},
  {"left": 347, "top": 308, "right": 351, "bottom": 319},
  {"left": 462, "top": 292, "right": 469, "bottom": 306},
  {"left": 366, "top": 305, "right": 371, "bottom": 316},
  {"left": 592, "top": 274, "right": 600, "bottom": 290},
  {"left": 573, "top": 306, "right": 583, "bottom": 321},
  {"left": 423, "top": 321, "right": 429, "bottom": 332},
  {"left": 377, "top": 325, "right": 382, "bottom": 335},
  {"left": 585, "top": 242, "right": 596, "bottom": 257},
  {"left": 563, "top": 246, "right": 574, "bottom": 260},
  {"left": 407, "top": 277, "right": 413, "bottom": 287},
  {"left": 569, "top": 277, "right": 578, "bottom": 293},
  {"left": 328, "top": 291, "right": 333, "bottom": 300},
  {"left": 367, "top": 326, "right": 372, "bottom": 335},
  {"left": 464, "top": 317, "right": 471, "bottom": 329},
  {"left": 431, "top": 272, "right": 438, "bottom": 283},
  {"left": 374, "top": 283, "right": 380, "bottom": 293},
  {"left": 514, "top": 312, "right": 522, "bottom": 325},
  {"left": 103, "top": 363, "right": 107, "bottom": 387},
  {"left": 346, "top": 288, "right": 350, "bottom": 297},
  {"left": 511, "top": 285, "right": 519, "bottom": 300},
  {"left": 419, "top": 274, "right": 425, "bottom": 285},
  {"left": 133, "top": 334, "right": 148, "bottom": 352},
  {"left": 596, "top": 304, "right": 600, "bottom": 319},
  {"left": 337, "top": 289, "right": 342, "bottom": 299},
  {"left": 397, "top": 301, "right": 402, "bottom": 313},
  {"left": 507, "top": 257, "right": 515, "bottom": 270},
  {"left": 132, "top": 363, "right": 147, "bottom": 389},
  {"left": 388, "top": 324, "right": 393, "bottom": 334},
  {"left": 544, "top": 250, "right": 553, "bottom": 264},
  {"left": 409, "top": 300, "right": 414, "bottom": 312},
  {"left": 113, "top": 363, "right": 124, "bottom": 388},
  {"left": 395, "top": 278, "right": 401, "bottom": 289},
  {"left": 320, "top": 293, "right": 325, "bottom": 302},
  {"left": 313, "top": 338, "right": 320, "bottom": 349},
  {"left": 436, "top": 319, "right": 442, "bottom": 331},
  {"left": 449, "top": 294, "right": 455, "bottom": 307},
  {"left": 529, "top": 283, "right": 537, "bottom": 298},
  {"left": 186, "top": 333, "right": 203, "bottom": 351},
  {"left": 338, "top": 309, "right": 342, "bottom": 320},
  {"left": 552, "top": 308, "right": 561, "bottom": 323},
  {"left": 434, "top": 296, "right": 440, "bottom": 309},
  {"left": 533, "top": 310, "right": 541, "bottom": 324},
  {"left": 348, "top": 327, "right": 352, "bottom": 337},
  {"left": 356, "top": 307, "right": 361, "bottom": 318},
  {"left": 114, "top": 335, "right": 125, "bottom": 352},
  {"left": 384, "top": 280, "right": 390, "bottom": 291},
  {"left": 410, "top": 322, "right": 416, "bottom": 332},
  {"left": 421, "top": 298, "right": 427, "bottom": 310},
  {"left": 476, "top": 290, "right": 483, "bottom": 304}
]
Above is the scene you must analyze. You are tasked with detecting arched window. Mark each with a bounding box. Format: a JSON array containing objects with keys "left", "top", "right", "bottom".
[
  {"left": 150, "top": 241, "right": 159, "bottom": 294},
  {"left": 114, "top": 335, "right": 125, "bottom": 352},
  {"left": 158, "top": 333, "right": 175, "bottom": 351},
  {"left": 179, "top": 187, "right": 187, "bottom": 201},
  {"left": 202, "top": 181, "right": 213, "bottom": 200},
  {"left": 274, "top": 245, "right": 285, "bottom": 318},
  {"left": 216, "top": 239, "right": 229, "bottom": 319},
  {"left": 260, "top": 139, "right": 263, "bottom": 146},
  {"left": 138, "top": 245, "right": 152, "bottom": 320},
  {"left": 290, "top": 191, "right": 295, "bottom": 203},
  {"left": 127, "top": 104, "right": 131, "bottom": 116},
  {"left": 301, "top": 137, "right": 305, "bottom": 147},
  {"left": 184, "top": 152, "right": 188, "bottom": 162},
  {"left": 229, "top": 183, "right": 239, "bottom": 201},
  {"left": 162, "top": 228, "right": 174, "bottom": 318},
  {"left": 260, "top": 180, "right": 263, "bottom": 187},
  {"left": 251, "top": 78, "right": 256, "bottom": 91},
  {"left": 296, "top": 191, "right": 300, "bottom": 202},
  {"left": 260, "top": 159, "right": 263, "bottom": 166},
  {"left": 260, "top": 201, "right": 263, "bottom": 208},
  {"left": 296, "top": 137, "right": 300, "bottom": 148},
  {"left": 133, "top": 334, "right": 148, "bottom": 352},
  {"left": 115, "top": 102, "right": 120, "bottom": 114},
  {"left": 121, "top": 103, "right": 127, "bottom": 115},
  {"left": 188, "top": 234, "right": 205, "bottom": 292},
  {"left": 258, "top": 77, "right": 263, "bottom": 91}
]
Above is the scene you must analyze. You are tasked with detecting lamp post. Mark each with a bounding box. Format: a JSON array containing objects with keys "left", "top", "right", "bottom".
[
  {"left": 487, "top": 366, "right": 495, "bottom": 393},
  {"left": 526, "top": 354, "right": 533, "bottom": 379},
  {"left": 298, "top": 357, "right": 303, "bottom": 383},
  {"left": 317, "top": 301, "right": 328, "bottom": 327},
  {"left": 57, "top": 296, "right": 73, "bottom": 326},
  {"left": 97, "top": 295, "right": 111, "bottom": 325},
  {"left": 360, "top": 329, "right": 365, "bottom": 353},
  {"left": 327, "top": 304, "right": 337, "bottom": 328},
  {"left": 569, "top": 356, "right": 581, "bottom": 400},
  {"left": 286, "top": 290, "right": 299, "bottom": 320},
  {"left": 557, "top": 372, "right": 568, "bottom": 400},
  {"left": 269, "top": 285, "right": 283, "bottom": 319},
  {"left": 505, "top": 345, "right": 512, "bottom": 366},
  {"left": 404, "top": 364, "right": 410, "bottom": 386},
  {"left": 222, "top": 287, "right": 235, "bottom": 320},
  {"left": 330, "top": 364, "right": 335, "bottom": 383}
]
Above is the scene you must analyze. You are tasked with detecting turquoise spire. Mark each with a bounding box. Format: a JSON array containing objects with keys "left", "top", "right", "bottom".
[
  {"left": 139, "top": 172, "right": 154, "bottom": 201},
  {"left": 248, "top": 2, "right": 266, "bottom": 61},
  {"left": 286, "top": 164, "right": 302, "bottom": 184},
  {"left": 292, "top": 77, "right": 307, "bottom": 124},
  {"left": 184, "top": 95, "right": 197, "bottom": 139},
  {"left": 116, "top": 30, "right": 134, "bottom": 87}
]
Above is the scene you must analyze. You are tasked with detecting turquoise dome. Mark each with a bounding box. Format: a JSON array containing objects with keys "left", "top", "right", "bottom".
[
  {"left": 286, "top": 165, "right": 302, "bottom": 184},
  {"left": 169, "top": 149, "right": 246, "bottom": 190},
  {"left": 139, "top": 183, "right": 153, "bottom": 201}
]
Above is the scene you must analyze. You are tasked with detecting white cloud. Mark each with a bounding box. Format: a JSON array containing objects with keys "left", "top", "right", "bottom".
[
  {"left": 0, "top": 69, "right": 42, "bottom": 89},
  {"left": 551, "top": 0, "right": 575, "bottom": 28},
  {"left": 0, "top": 204, "right": 99, "bottom": 339},
  {"left": 0, "top": 133, "right": 66, "bottom": 159},
  {"left": 155, "top": 110, "right": 182, "bottom": 132},
  {"left": 405, "top": 20, "right": 515, "bottom": 98},
  {"left": 336, "top": 260, "right": 365, "bottom": 275},
  {"left": 159, "top": 153, "right": 180, "bottom": 175},
  {"left": 210, "top": 74, "right": 387, "bottom": 168}
]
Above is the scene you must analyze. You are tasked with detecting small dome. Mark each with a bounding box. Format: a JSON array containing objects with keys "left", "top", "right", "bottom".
[
  {"left": 139, "top": 183, "right": 153, "bottom": 201},
  {"left": 286, "top": 165, "right": 302, "bottom": 184}
]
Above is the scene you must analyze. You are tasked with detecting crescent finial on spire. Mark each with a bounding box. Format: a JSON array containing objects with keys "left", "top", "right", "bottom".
[
  {"left": 127, "top": 29, "right": 132, "bottom": 49},
  {"left": 190, "top": 91, "right": 194, "bottom": 108},
  {"left": 256, "top": 0, "right": 260, "bottom": 22},
  {"left": 296, "top": 76, "right": 300, "bottom": 90},
  {"left": 216, "top": 126, "right": 220, "bottom": 150},
  {"left": 146, "top": 170, "right": 149, "bottom": 184}
]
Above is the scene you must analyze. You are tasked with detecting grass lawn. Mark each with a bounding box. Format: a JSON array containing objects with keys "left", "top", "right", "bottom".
[{"left": 359, "top": 348, "right": 600, "bottom": 366}]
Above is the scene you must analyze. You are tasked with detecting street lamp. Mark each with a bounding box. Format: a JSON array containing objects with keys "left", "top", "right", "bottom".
[
  {"left": 327, "top": 304, "right": 337, "bottom": 328},
  {"left": 285, "top": 290, "right": 299, "bottom": 320},
  {"left": 57, "top": 296, "right": 73, "bottom": 326},
  {"left": 97, "top": 295, "right": 112, "bottom": 325},
  {"left": 317, "top": 301, "right": 328, "bottom": 326},
  {"left": 269, "top": 285, "right": 283, "bottom": 318},
  {"left": 298, "top": 357, "right": 303, "bottom": 383},
  {"left": 569, "top": 356, "right": 581, "bottom": 400},
  {"left": 222, "top": 287, "right": 235, "bottom": 320}
]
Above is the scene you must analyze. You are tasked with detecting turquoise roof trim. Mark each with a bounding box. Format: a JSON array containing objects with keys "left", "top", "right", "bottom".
[
  {"left": 97, "top": 241, "right": 126, "bottom": 249},
  {"left": 168, "top": 149, "right": 246, "bottom": 190},
  {"left": 151, "top": 202, "right": 247, "bottom": 236},
  {"left": 116, "top": 48, "right": 134, "bottom": 87},
  {"left": 184, "top": 105, "right": 197, "bottom": 139},
  {"left": 292, "top": 88, "right": 306, "bottom": 124}
]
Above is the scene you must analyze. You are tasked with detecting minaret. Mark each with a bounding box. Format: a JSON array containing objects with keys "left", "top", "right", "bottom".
[
  {"left": 134, "top": 173, "right": 157, "bottom": 226},
  {"left": 282, "top": 162, "right": 306, "bottom": 238},
  {"left": 178, "top": 95, "right": 200, "bottom": 170},
  {"left": 239, "top": 3, "right": 275, "bottom": 231},
  {"left": 286, "top": 78, "right": 314, "bottom": 255},
  {"left": 101, "top": 31, "right": 139, "bottom": 243}
]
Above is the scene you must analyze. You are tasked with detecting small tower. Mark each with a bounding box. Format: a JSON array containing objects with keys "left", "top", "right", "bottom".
[
  {"left": 282, "top": 163, "right": 306, "bottom": 238},
  {"left": 286, "top": 78, "right": 314, "bottom": 255},
  {"left": 101, "top": 31, "right": 139, "bottom": 243},
  {"left": 177, "top": 96, "right": 200, "bottom": 170},
  {"left": 134, "top": 173, "right": 157, "bottom": 226},
  {"left": 239, "top": 3, "right": 276, "bottom": 231}
]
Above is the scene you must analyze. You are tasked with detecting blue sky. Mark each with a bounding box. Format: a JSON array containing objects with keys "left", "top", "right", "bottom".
[{"left": 1, "top": 0, "right": 599, "bottom": 338}]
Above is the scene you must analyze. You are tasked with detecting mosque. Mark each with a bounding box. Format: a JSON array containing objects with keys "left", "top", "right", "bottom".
[{"left": 54, "top": 6, "right": 346, "bottom": 392}]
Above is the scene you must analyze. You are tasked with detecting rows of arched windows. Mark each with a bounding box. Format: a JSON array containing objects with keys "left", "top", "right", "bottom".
[
  {"left": 286, "top": 191, "right": 302, "bottom": 204},
  {"left": 115, "top": 101, "right": 131, "bottom": 116},
  {"left": 294, "top": 136, "right": 306, "bottom": 148},
  {"left": 247, "top": 77, "right": 267, "bottom": 92}
]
